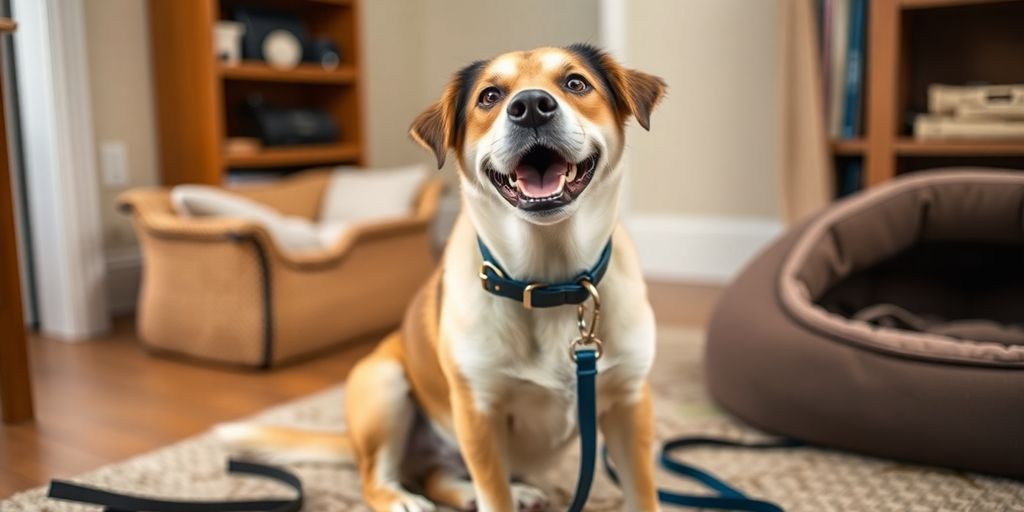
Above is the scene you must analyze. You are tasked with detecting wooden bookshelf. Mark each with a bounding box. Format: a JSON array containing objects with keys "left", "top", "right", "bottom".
[
  {"left": 894, "top": 139, "right": 1024, "bottom": 156},
  {"left": 219, "top": 62, "right": 358, "bottom": 85},
  {"left": 832, "top": 138, "right": 867, "bottom": 156},
  {"left": 223, "top": 142, "right": 361, "bottom": 168},
  {"left": 149, "top": 0, "right": 364, "bottom": 185},
  {"left": 899, "top": 0, "right": 1010, "bottom": 8},
  {"left": 829, "top": 0, "right": 1024, "bottom": 190}
]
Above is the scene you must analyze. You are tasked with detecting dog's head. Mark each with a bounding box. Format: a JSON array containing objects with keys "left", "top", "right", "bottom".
[{"left": 411, "top": 44, "right": 665, "bottom": 225}]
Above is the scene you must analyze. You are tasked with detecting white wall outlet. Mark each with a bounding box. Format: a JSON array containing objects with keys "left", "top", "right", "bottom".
[{"left": 100, "top": 140, "right": 128, "bottom": 187}]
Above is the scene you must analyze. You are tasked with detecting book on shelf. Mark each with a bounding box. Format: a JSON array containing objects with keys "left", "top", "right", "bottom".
[
  {"left": 836, "top": 159, "right": 862, "bottom": 197},
  {"left": 928, "top": 84, "right": 1024, "bottom": 115},
  {"left": 917, "top": 83, "right": 1024, "bottom": 140},
  {"left": 817, "top": 0, "right": 866, "bottom": 139},
  {"left": 840, "top": 0, "right": 866, "bottom": 139},
  {"left": 957, "top": 103, "right": 1024, "bottom": 120},
  {"left": 914, "top": 115, "right": 1024, "bottom": 140},
  {"left": 826, "top": 0, "right": 849, "bottom": 138}
]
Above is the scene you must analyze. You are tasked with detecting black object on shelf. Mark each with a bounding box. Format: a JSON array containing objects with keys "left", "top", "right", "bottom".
[
  {"left": 308, "top": 38, "right": 342, "bottom": 70},
  {"left": 234, "top": 7, "right": 309, "bottom": 62},
  {"left": 247, "top": 95, "right": 338, "bottom": 147}
]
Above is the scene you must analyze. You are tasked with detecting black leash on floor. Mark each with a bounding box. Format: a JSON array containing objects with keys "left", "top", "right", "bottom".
[{"left": 47, "top": 459, "right": 303, "bottom": 512}]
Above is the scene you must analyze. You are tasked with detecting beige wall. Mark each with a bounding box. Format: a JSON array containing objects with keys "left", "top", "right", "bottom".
[
  {"left": 360, "top": 0, "right": 427, "bottom": 168},
  {"left": 627, "top": 0, "right": 781, "bottom": 218},
  {"left": 363, "top": 0, "right": 600, "bottom": 172},
  {"left": 84, "top": 0, "right": 160, "bottom": 251}
]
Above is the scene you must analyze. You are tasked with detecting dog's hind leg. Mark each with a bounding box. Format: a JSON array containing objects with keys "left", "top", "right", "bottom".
[{"left": 346, "top": 334, "right": 436, "bottom": 512}]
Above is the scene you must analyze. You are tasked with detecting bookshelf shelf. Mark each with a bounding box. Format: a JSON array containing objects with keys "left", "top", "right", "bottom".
[
  {"left": 219, "top": 62, "right": 358, "bottom": 85},
  {"left": 223, "top": 143, "right": 361, "bottom": 168},
  {"left": 899, "top": 0, "right": 1012, "bottom": 9},
  {"left": 895, "top": 139, "right": 1024, "bottom": 156},
  {"left": 832, "top": 139, "right": 866, "bottom": 155}
]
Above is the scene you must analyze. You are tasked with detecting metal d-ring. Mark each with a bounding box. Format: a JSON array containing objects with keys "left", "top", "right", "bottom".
[
  {"left": 570, "top": 336, "right": 604, "bottom": 362},
  {"left": 576, "top": 278, "right": 601, "bottom": 341}
]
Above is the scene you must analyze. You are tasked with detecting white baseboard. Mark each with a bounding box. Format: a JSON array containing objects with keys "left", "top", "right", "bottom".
[
  {"left": 105, "top": 246, "right": 142, "bottom": 316},
  {"left": 625, "top": 214, "right": 784, "bottom": 284}
]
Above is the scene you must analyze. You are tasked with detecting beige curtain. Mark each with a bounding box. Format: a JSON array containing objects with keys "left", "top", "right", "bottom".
[{"left": 779, "top": 0, "right": 832, "bottom": 223}]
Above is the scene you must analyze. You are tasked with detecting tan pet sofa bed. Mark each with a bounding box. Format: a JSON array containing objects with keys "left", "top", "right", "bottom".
[
  {"left": 119, "top": 169, "right": 442, "bottom": 368},
  {"left": 707, "top": 170, "right": 1024, "bottom": 479}
]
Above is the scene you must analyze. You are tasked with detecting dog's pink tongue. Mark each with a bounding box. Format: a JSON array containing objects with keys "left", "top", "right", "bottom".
[{"left": 515, "top": 161, "right": 568, "bottom": 197}]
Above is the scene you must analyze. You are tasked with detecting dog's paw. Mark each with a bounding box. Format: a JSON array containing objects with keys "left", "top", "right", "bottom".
[
  {"left": 388, "top": 492, "right": 437, "bottom": 512},
  {"left": 511, "top": 483, "right": 548, "bottom": 511}
]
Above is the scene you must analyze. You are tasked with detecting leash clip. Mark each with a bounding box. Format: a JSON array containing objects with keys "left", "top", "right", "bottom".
[{"left": 570, "top": 278, "right": 603, "bottom": 362}]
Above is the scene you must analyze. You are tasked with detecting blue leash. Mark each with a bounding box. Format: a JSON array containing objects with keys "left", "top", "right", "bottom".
[
  {"left": 569, "top": 350, "right": 799, "bottom": 512},
  {"left": 568, "top": 349, "right": 600, "bottom": 512},
  {"left": 477, "top": 237, "right": 798, "bottom": 511}
]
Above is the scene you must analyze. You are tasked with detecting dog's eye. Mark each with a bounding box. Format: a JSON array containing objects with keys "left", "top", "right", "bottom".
[
  {"left": 478, "top": 87, "right": 503, "bottom": 108},
  {"left": 564, "top": 75, "right": 590, "bottom": 94}
]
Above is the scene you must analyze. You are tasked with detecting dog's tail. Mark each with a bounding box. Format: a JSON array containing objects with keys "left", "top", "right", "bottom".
[{"left": 214, "top": 422, "right": 355, "bottom": 465}]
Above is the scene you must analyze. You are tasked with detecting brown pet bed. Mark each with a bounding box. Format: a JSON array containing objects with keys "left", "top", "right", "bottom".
[{"left": 707, "top": 170, "right": 1024, "bottom": 479}]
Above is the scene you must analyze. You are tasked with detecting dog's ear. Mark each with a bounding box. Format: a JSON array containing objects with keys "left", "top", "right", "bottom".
[
  {"left": 409, "top": 84, "right": 457, "bottom": 169},
  {"left": 609, "top": 66, "right": 666, "bottom": 131},
  {"left": 567, "top": 44, "right": 666, "bottom": 131},
  {"left": 410, "top": 60, "right": 486, "bottom": 168}
]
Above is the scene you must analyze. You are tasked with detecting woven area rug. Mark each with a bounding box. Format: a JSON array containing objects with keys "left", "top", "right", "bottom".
[{"left": 3, "top": 326, "right": 1022, "bottom": 511}]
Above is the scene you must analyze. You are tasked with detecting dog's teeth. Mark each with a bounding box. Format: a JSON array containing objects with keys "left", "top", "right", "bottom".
[{"left": 567, "top": 166, "right": 577, "bottom": 182}]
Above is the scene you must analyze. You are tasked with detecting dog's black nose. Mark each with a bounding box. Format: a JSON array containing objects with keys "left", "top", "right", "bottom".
[{"left": 507, "top": 89, "right": 558, "bottom": 128}]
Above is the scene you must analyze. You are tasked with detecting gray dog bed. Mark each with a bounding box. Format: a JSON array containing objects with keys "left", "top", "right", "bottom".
[{"left": 707, "top": 169, "right": 1024, "bottom": 479}]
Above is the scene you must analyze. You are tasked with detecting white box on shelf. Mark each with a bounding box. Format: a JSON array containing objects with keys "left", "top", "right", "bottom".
[{"left": 214, "top": 21, "right": 246, "bottom": 66}]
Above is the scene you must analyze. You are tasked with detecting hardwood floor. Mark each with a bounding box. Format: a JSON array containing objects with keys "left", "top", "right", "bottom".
[{"left": 0, "top": 281, "right": 721, "bottom": 497}]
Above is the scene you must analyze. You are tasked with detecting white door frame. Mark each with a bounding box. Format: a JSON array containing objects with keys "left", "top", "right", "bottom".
[
  {"left": 600, "top": 0, "right": 632, "bottom": 215},
  {"left": 10, "top": 0, "right": 109, "bottom": 340}
]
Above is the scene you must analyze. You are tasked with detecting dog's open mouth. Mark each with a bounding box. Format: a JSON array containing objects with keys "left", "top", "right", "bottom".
[{"left": 486, "top": 146, "right": 599, "bottom": 212}]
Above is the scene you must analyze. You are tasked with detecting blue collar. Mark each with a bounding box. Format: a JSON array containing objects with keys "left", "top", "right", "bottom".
[{"left": 477, "top": 237, "right": 613, "bottom": 309}]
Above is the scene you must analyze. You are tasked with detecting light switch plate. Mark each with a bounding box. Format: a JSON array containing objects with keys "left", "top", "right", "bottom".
[{"left": 100, "top": 140, "right": 128, "bottom": 187}]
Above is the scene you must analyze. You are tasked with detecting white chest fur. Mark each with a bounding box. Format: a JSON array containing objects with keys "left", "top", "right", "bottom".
[{"left": 439, "top": 214, "right": 657, "bottom": 474}]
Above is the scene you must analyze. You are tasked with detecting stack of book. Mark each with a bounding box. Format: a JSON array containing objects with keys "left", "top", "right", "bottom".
[
  {"left": 915, "top": 84, "right": 1024, "bottom": 140},
  {"left": 818, "top": 0, "right": 868, "bottom": 140}
]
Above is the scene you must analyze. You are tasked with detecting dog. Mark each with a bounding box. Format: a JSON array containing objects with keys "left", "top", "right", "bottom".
[{"left": 219, "top": 44, "right": 666, "bottom": 512}]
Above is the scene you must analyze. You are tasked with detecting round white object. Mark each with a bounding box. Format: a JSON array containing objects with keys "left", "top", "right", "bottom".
[{"left": 262, "top": 29, "right": 302, "bottom": 69}]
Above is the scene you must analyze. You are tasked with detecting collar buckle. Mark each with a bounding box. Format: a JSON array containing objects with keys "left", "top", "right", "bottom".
[
  {"left": 479, "top": 261, "right": 506, "bottom": 291},
  {"left": 522, "top": 282, "right": 547, "bottom": 310}
]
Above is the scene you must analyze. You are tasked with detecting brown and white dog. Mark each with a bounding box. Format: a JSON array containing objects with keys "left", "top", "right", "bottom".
[{"left": 219, "top": 44, "right": 666, "bottom": 512}]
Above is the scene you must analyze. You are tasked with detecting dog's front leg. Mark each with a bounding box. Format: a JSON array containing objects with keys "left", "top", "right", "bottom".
[
  {"left": 600, "top": 384, "right": 660, "bottom": 512},
  {"left": 450, "top": 380, "right": 515, "bottom": 512}
]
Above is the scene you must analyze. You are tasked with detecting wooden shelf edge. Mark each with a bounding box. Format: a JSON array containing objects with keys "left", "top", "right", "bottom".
[
  {"left": 219, "top": 62, "right": 357, "bottom": 85},
  {"left": 831, "top": 138, "right": 866, "bottom": 156},
  {"left": 895, "top": 138, "right": 1024, "bottom": 156},
  {"left": 900, "top": 0, "right": 1018, "bottom": 9},
  {"left": 224, "top": 143, "right": 361, "bottom": 168}
]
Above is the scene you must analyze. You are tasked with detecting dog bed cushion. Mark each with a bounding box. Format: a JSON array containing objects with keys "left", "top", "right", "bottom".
[
  {"left": 319, "top": 164, "right": 428, "bottom": 224},
  {"left": 706, "top": 170, "right": 1024, "bottom": 479},
  {"left": 172, "top": 185, "right": 330, "bottom": 254}
]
